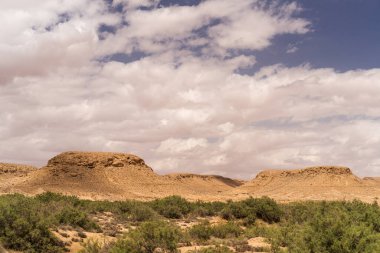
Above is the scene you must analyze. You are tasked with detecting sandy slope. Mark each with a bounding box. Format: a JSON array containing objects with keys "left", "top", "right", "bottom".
[
  {"left": 13, "top": 152, "right": 241, "bottom": 201},
  {"left": 231, "top": 166, "right": 380, "bottom": 202},
  {"left": 0, "top": 163, "right": 37, "bottom": 195},
  {"left": 1, "top": 152, "right": 380, "bottom": 202},
  {"left": 363, "top": 177, "right": 380, "bottom": 186}
]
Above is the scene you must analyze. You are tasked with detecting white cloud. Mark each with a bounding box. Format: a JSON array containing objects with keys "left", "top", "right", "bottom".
[
  {"left": 208, "top": 2, "right": 309, "bottom": 51},
  {"left": 0, "top": 0, "right": 121, "bottom": 84},
  {"left": 157, "top": 138, "right": 209, "bottom": 154},
  {"left": 100, "top": 0, "right": 310, "bottom": 55},
  {"left": 205, "top": 154, "right": 228, "bottom": 166},
  {"left": 286, "top": 46, "right": 298, "bottom": 53},
  {"left": 1, "top": 0, "right": 380, "bottom": 179}
]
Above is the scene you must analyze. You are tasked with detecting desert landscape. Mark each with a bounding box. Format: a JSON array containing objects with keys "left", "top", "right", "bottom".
[
  {"left": 1, "top": 151, "right": 380, "bottom": 203},
  {"left": 2, "top": 0, "right": 380, "bottom": 252},
  {"left": 1, "top": 152, "right": 380, "bottom": 253}
]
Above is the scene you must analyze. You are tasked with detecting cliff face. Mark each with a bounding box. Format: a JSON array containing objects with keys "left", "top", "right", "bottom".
[
  {"left": 43, "top": 152, "right": 154, "bottom": 180},
  {"left": 46, "top": 151, "right": 150, "bottom": 170}
]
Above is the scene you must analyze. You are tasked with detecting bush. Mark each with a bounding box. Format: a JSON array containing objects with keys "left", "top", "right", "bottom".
[
  {"left": 132, "top": 220, "right": 181, "bottom": 252},
  {"left": 272, "top": 200, "right": 380, "bottom": 252},
  {"left": 189, "top": 222, "right": 213, "bottom": 241},
  {"left": 2, "top": 193, "right": 380, "bottom": 253},
  {"left": 193, "top": 201, "right": 226, "bottom": 217},
  {"left": 0, "top": 195, "right": 65, "bottom": 253},
  {"left": 150, "top": 196, "right": 193, "bottom": 219},
  {"left": 243, "top": 213, "right": 256, "bottom": 226},
  {"left": 56, "top": 207, "right": 100, "bottom": 231},
  {"left": 243, "top": 197, "right": 282, "bottom": 223},
  {"left": 118, "top": 201, "right": 157, "bottom": 222},
  {"left": 211, "top": 222, "right": 243, "bottom": 239},
  {"left": 221, "top": 202, "right": 250, "bottom": 220}
]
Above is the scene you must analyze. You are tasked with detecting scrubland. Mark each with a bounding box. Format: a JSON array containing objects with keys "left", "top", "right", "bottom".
[{"left": 1, "top": 193, "right": 380, "bottom": 253}]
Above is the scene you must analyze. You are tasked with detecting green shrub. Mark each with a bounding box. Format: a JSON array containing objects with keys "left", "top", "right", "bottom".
[
  {"left": 150, "top": 196, "right": 193, "bottom": 219},
  {"left": 56, "top": 207, "right": 100, "bottom": 231},
  {"left": 118, "top": 201, "right": 158, "bottom": 222},
  {"left": 243, "top": 213, "right": 256, "bottom": 226},
  {"left": 2, "top": 193, "right": 380, "bottom": 253},
  {"left": 193, "top": 201, "right": 226, "bottom": 217},
  {"left": 189, "top": 222, "right": 213, "bottom": 241},
  {"left": 132, "top": 220, "right": 181, "bottom": 252},
  {"left": 0, "top": 194, "right": 65, "bottom": 253},
  {"left": 211, "top": 222, "right": 243, "bottom": 239},
  {"left": 243, "top": 197, "right": 282, "bottom": 223},
  {"left": 273, "top": 200, "right": 380, "bottom": 252}
]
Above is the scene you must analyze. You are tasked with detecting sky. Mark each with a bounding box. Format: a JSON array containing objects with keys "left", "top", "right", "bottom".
[{"left": 0, "top": 0, "right": 380, "bottom": 179}]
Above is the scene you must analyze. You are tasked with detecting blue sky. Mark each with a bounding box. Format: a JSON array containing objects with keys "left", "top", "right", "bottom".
[
  {"left": 108, "top": 0, "right": 380, "bottom": 72},
  {"left": 275, "top": 0, "right": 380, "bottom": 71},
  {"left": 1, "top": 0, "right": 380, "bottom": 178},
  {"left": 172, "top": 0, "right": 380, "bottom": 71}
]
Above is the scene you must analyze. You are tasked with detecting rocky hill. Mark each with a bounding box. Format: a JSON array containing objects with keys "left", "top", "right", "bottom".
[
  {"left": 232, "top": 166, "right": 379, "bottom": 202},
  {"left": 16, "top": 151, "right": 240, "bottom": 201},
  {"left": 1, "top": 153, "right": 380, "bottom": 202}
]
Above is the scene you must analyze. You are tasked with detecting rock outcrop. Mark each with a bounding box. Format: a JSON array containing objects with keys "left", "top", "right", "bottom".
[{"left": 252, "top": 166, "right": 362, "bottom": 187}]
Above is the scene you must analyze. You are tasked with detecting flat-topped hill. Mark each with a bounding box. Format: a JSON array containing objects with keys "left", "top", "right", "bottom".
[
  {"left": 16, "top": 152, "right": 240, "bottom": 201},
  {"left": 43, "top": 151, "right": 154, "bottom": 181},
  {"left": 232, "top": 166, "right": 378, "bottom": 202},
  {"left": 19, "top": 152, "right": 163, "bottom": 200},
  {"left": 256, "top": 166, "right": 353, "bottom": 178},
  {"left": 252, "top": 166, "right": 362, "bottom": 186},
  {"left": 1, "top": 153, "right": 380, "bottom": 202},
  {"left": 46, "top": 151, "right": 150, "bottom": 170}
]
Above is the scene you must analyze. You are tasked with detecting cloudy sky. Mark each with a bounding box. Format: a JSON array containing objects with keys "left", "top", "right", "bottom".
[{"left": 1, "top": 0, "right": 380, "bottom": 179}]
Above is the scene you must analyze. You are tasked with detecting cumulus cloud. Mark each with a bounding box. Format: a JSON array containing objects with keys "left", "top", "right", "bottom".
[
  {"left": 0, "top": 0, "right": 121, "bottom": 84},
  {"left": 157, "top": 138, "right": 209, "bottom": 154},
  {"left": 99, "top": 0, "right": 309, "bottom": 56},
  {"left": 1, "top": 0, "right": 379, "bottom": 179}
]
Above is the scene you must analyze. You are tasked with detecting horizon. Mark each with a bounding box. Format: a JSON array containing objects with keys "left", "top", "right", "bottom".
[
  {"left": 1, "top": 0, "right": 380, "bottom": 179},
  {"left": 0, "top": 150, "right": 367, "bottom": 181}
]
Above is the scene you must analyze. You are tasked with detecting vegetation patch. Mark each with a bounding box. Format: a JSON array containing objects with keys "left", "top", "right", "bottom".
[{"left": 0, "top": 193, "right": 380, "bottom": 252}]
